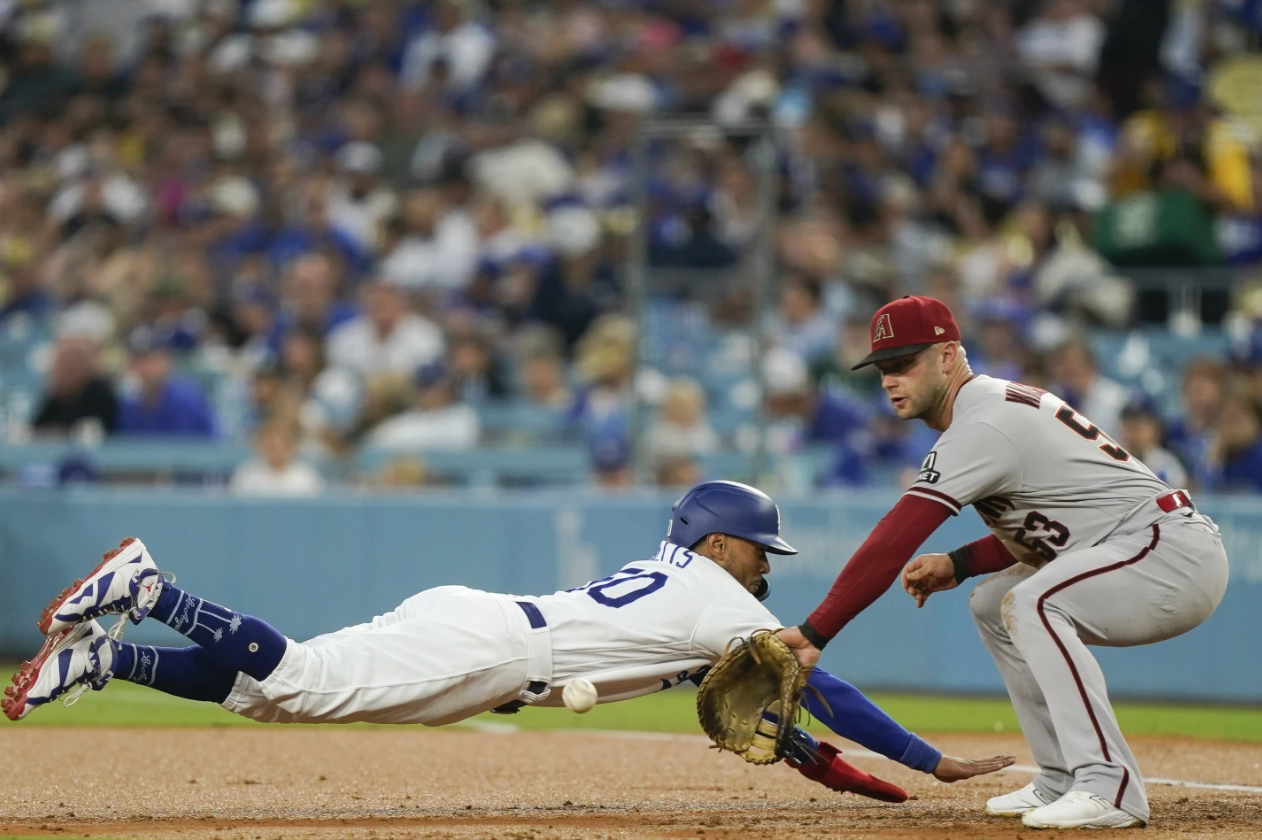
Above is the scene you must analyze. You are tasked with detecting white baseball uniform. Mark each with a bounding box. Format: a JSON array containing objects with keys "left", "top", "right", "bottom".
[
  {"left": 906, "top": 375, "right": 1229, "bottom": 822},
  {"left": 223, "top": 541, "right": 780, "bottom": 726}
]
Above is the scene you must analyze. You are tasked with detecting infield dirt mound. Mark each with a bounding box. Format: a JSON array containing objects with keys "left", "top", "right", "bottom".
[{"left": 2, "top": 728, "right": 1261, "bottom": 839}]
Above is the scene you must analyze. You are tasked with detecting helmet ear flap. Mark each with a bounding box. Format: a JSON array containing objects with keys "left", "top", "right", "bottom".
[{"left": 753, "top": 579, "right": 770, "bottom": 602}]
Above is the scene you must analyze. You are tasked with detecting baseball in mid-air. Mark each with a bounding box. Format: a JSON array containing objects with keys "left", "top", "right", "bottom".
[{"left": 562, "top": 678, "right": 598, "bottom": 713}]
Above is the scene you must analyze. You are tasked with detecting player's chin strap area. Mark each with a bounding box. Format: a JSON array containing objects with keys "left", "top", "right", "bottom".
[{"left": 491, "top": 600, "right": 553, "bottom": 715}]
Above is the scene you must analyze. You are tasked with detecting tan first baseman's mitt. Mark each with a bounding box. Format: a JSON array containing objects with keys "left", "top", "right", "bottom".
[{"left": 696, "top": 629, "right": 812, "bottom": 765}]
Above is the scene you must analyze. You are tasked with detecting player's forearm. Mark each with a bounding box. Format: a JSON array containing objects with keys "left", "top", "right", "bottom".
[
  {"left": 803, "top": 496, "right": 951, "bottom": 645},
  {"left": 803, "top": 670, "right": 942, "bottom": 773},
  {"left": 947, "top": 534, "right": 1018, "bottom": 583}
]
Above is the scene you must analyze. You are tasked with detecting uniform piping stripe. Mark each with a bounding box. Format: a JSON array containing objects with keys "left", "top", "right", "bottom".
[
  {"left": 905, "top": 487, "right": 962, "bottom": 514},
  {"left": 170, "top": 590, "right": 187, "bottom": 627},
  {"left": 127, "top": 644, "right": 140, "bottom": 681},
  {"left": 1036, "top": 523, "right": 1160, "bottom": 810},
  {"left": 975, "top": 501, "right": 1003, "bottom": 519}
]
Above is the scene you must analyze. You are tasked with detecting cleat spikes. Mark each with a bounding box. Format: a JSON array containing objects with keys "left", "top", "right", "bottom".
[{"left": 37, "top": 538, "right": 151, "bottom": 636}]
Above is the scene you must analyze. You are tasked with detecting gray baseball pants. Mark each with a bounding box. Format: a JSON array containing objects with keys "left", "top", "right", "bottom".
[{"left": 969, "top": 509, "right": 1229, "bottom": 822}]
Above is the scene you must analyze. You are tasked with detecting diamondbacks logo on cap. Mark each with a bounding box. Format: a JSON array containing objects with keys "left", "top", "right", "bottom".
[
  {"left": 873, "top": 313, "right": 894, "bottom": 343},
  {"left": 934, "top": 326, "right": 945, "bottom": 335}
]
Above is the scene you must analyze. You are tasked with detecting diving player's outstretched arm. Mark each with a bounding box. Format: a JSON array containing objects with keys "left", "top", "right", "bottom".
[
  {"left": 689, "top": 581, "right": 1010, "bottom": 797},
  {"left": 800, "top": 669, "right": 1015, "bottom": 782},
  {"left": 803, "top": 669, "right": 940, "bottom": 771}
]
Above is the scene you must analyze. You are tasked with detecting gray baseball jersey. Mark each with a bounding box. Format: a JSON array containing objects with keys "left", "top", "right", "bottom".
[
  {"left": 905, "top": 375, "right": 1170, "bottom": 566},
  {"left": 913, "top": 375, "right": 1229, "bottom": 822}
]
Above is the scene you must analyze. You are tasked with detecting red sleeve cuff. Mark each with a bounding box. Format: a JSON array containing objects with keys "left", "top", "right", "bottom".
[
  {"left": 956, "top": 535, "right": 1019, "bottom": 579},
  {"left": 903, "top": 486, "right": 962, "bottom": 515}
]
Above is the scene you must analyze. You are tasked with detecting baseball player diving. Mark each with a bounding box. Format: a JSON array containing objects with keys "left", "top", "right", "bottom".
[
  {"left": 5, "top": 480, "right": 1012, "bottom": 800},
  {"left": 775, "top": 296, "right": 1230, "bottom": 829}
]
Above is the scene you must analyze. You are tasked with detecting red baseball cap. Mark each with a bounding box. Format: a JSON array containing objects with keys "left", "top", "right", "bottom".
[{"left": 851, "top": 296, "right": 962, "bottom": 370}]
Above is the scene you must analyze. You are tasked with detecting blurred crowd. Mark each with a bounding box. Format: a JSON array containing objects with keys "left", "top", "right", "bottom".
[{"left": 2, "top": 0, "right": 1262, "bottom": 494}]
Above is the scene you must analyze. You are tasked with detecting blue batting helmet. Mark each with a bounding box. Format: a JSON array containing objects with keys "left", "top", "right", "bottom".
[{"left": 667, "top": 480, "right": 797, "bottom": 555}]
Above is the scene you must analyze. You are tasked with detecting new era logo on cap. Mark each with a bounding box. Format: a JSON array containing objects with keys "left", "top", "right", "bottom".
[{"left": 852, "top": 296, "right": 962, "bottom": 370}]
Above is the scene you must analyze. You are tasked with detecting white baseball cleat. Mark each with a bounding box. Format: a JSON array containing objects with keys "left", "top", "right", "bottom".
[
  {"left": 1021, "top": 790, "right": 1145, "bottom": 829},
  {"left": 3, "top": 620, "right": 118, "bottom": 721},
  {"left": 987, "top": 782, "right": 1055, "bottom": 816},
  {"left": 39, "top": 537, "right": 164, "bottom": 636}
]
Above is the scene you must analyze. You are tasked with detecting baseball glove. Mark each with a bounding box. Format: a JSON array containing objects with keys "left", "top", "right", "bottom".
[{"left": 696, "top": 629, "right": 812, "bottom": 765}]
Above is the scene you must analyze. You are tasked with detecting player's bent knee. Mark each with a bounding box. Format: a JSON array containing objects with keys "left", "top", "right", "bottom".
[
  {"left": 999, "top": 580, "right": 1047, "bottom": 637},
  {"left": 999, "top": 590, "right": 1018, "bottom": 634},
  {"left": 969, "top": 576, "right": 1007, "bottom": 627}
]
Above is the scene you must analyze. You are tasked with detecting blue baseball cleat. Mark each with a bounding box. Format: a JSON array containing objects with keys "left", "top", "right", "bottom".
[
  {"left": 38, "top": 537, "right": 164, "bottom": 636},
  {"left": 3, "top": 620, "right": 118, "bottom": 721}
]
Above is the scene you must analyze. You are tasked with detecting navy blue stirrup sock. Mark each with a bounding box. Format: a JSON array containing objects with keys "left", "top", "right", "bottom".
[
  {"left": 149, "top": 583, "right": 287, "bottom": 682},
  {"left": 112, "top": 643, "right": 238, "bottom": 704}
]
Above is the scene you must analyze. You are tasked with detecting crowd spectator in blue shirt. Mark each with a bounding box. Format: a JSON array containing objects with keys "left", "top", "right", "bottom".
[
  {"left": 567, "top": 314, "right": 635, "bottom": 435},
  {"left": 1219, "top": 161, "right": 1262, "bottom": 265},
  {"left": 1166, "top": 357, "right": 1227, "bottom": 486},
  {"left": 211, "top": 196, "right": 372, "bottom": 283},
  {"left": 1119, "top": 399, "right": 1189, "bottom": 488},
  {"left": 968, "top": 301, "right": 1029, "bottom": 382},
  {"left": 1208, "top": 391, "right": 1262, "bottom": 492},
  {"left": 116, "top": 328, "right": 217, "bottom": 439},
  {"left": 0, "top": 247, "right": 53, "bottom": 327},
  {"left": 804, "top": 386, "right": 875, "bottom": 447},
  {"left": 774, "top": 273, "right": 837, "bottom": 365},
  {"left": 976, "top": 107, "right": 1035, "bottom": 225},
  {"left": 266, "top": 254, "right": 359, "bottom": 355},
  {"left": 763, "top": 348, "right": 872, "bottom": 485},
  {"left": 587, "top": 424, "right": 633, "bottom": 491},
  {"left": 649, "top": 204, "right": 738, "bottom": 270}
]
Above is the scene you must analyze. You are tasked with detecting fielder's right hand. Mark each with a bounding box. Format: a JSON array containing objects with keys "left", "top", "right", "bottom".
[{"left": 900, "top": 553, "right": 959, "bottom": 608}]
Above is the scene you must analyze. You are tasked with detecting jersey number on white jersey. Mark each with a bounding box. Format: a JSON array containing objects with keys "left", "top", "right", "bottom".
[{"left": 567, "top": 568, "right": 669, "bottom": 608}]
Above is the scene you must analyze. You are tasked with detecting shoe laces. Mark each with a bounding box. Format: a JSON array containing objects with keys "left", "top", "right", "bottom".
[
  {"left": 61, "top": 617, "right": 127, "bottom": 708},
  {"left": 58, "top": 569, "right": 177, "bottom": 710}
]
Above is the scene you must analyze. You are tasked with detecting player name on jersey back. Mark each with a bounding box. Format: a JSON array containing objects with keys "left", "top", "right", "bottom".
[
  {"left": 905, "top": 376, "right": 1171, "bottom": 565},
  {"left": 525, "top": 541, "right": 781, "bottom": 704}
]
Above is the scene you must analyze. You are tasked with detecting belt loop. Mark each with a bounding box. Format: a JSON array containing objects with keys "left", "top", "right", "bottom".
[
  {"left": 516, "top": 600, "right": 547, "bottom": 629},
  {"left": 514, "top": 599, "right": 553, "bottom": 705}
]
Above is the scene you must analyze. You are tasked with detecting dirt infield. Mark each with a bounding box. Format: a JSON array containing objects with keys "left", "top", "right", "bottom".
[{"left": 2, "top": 728, "right": 1261, "bottom": 839}]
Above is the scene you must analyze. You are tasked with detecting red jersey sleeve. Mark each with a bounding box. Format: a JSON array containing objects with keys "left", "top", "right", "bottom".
[{"left": 802, "top": 495, "right": 952, "bottom": 645}]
